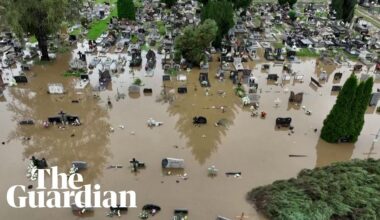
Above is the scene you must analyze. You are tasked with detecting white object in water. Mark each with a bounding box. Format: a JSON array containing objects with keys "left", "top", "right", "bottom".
[{"left": 147, "top": 118, "right": 163, "bottom": 127}]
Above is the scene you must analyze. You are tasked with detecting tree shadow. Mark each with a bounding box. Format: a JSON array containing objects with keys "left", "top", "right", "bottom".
[
  {"left": 160, "top": 62, "right": 241, "bottom": 164},
  {"left": 315, "top": 138, "right": 355, "bottom": 168},
  {"left": 6, "top": 54, "right": 111, "bottom": 183}
]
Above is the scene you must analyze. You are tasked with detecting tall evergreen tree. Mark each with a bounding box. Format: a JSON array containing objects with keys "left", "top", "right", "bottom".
[
  {"left": 342, "top": 0, "right": 357, "bottom": 23},
  {"left": 321, "top": 75, "right": 358, "bottom": 143},
  {"left": 321, "top": 75, "right": 373, "bottom": 143},
  {"left": 201, "top": 0, "right": 234, "bottom": 48},
  {"left": 161, "top": 0, "right": 177, "bottom": 8},
  {"left": 350, "top": 78, "right": 374, "bottom": 141},
  {"left": 118, "top": 0, "right": 136, "bottom": 20},
  {"left": 331, "top": 0, "right": 357, "bottom": 22},
  {"left": 331, "top": 0, "right": 344, "bottom": 19}
]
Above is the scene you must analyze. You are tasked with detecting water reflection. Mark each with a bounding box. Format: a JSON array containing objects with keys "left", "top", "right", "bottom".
[
  {"left": 315, "top": 139, "right": 354, "bottom": 167},
  {"left": 163, "top": 59, "right": 240, "bottom": 164},
  {"left": 5, "top": 54, "right": 111, "bottom": 183}
]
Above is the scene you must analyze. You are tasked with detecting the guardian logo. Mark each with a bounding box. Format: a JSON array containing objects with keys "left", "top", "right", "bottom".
[{"left": 6, "top": 166, "right": 137, "bottom": 209}]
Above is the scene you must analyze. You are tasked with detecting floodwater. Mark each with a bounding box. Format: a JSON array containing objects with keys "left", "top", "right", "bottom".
[{"left": 0, "top": 44, "right": 379, "bottom": 220}]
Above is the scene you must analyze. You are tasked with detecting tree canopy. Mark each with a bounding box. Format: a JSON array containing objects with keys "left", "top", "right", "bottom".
[
  {"left": 3, "top": 0, "right": 82, "bottom": 60},
  {"left": 320, "top": 74, "right": 373, "bottom": 143},
  {"left": 199, "top": 0, "right": 252, "bottom": 9},
  {"left": 278, "top": 0, "right": 297, "bottom": 8},
  {"left": 331, "top": 0, "right": 357, "bottom": 22},
  {"left": 247, "top": 159, "right": 380, "bottom": 220},
  {"left": 174, "top": 19, "right": 218, "bottom": 65},
  {"left": 161, "top": 0, "right": 177, "bottom": 8},
  {"left": 118, "top": 0, "right": 136, "bottom": 20},
  {"left": 201, "top": 0, "right": 234, "bottom": 48}
]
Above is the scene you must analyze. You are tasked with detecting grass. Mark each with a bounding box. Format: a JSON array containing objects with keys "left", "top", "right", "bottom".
[
  {"left": 166, "top": 68, "right": 178, "bottom": 76},
  {"left": 63, "top": 71, "right": 82, "bottom": 77},
  {"left": 247, "top": 159, "right": 380, "bottom": 220},
  {"left": 29, "top": 36, "right": 37, "bottom": 43},
  {"left": 133, "top": 78, "right": 142, "bottom": 86},
  {"left": 131, "top": 34, "right": 139, "bottom": 44},
  {"left": 273, "top": 41, "right": 283, "bottom": 49},
  {"left": 87, "top": 2, "right": 118, "bottom": 40},
  {"left": 296, "top": 48, "right": 320, "bottom": 57},
  {"left": 134, "top": 0, "right": 143, "bottom": 8},
  {"left": 70, "top": 27, "right": 82, "bottom": 36},
  {"left": 156, "top": 21, "right": 166, "bottom": 36},
  {"left": 141, "top": 44, "right": 149, "bottom": 51},
  {"left": 235, "top": 86, "right": 246, "bottom": 98}
]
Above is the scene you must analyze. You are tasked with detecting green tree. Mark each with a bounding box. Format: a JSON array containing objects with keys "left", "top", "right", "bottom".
[
  {"left": 342, "top": 0, "right": 357, "bottom": 23},
  {"left": 201, "top": 0, "right": 234, "bottom": 48},
  {"left": 288, "top": 0, "right": 297, "bottom": 8},
  {"left": 3, "top": 0, "right": 82, "bottom": 61},
  {"left": 288, "top": 10, "right": 297, "bottom": 21},
  {"left": 350, "top": 78, "right": 374, "bottom": 142},
  {"left": 321, "top": 74, "right": 358, "bottom": 143},
  {"left": 278, "top": 0, "right": 297, "bottom": 8},
  {"left": 161, "top": 0, "right": 177, "bottom": 7},
  {"left": 118, "top": 0, "right": 136, "bottom": 20},
  {"left": 231, "top": 0, "right": 252, "bottom": 9},
  {"left": 321, "top": 75, "right": 373, "bottom": 143},
  {"left": 331, "top": 0, "right": 357, "bottom": 22},
  {"left": 175, "top": 19, "right": 218, "bottom": 65}
]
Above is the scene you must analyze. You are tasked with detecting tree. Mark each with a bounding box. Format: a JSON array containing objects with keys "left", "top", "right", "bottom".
[
  {"left": 3, "top": 0, "right": 82, "bottom": 61},
  {"left": 288, "top": 10, "right": 297, "bottom": 21},
  {"left": 118, "top": 0, "right": 136, "bottom": 20},
  {"left": 175, "top": 19, "right": 218, "bottom": 65},
  {"left": 201, "top": 0, "right": 234, "bottom": 48},
  {"left": 350, "top": 77, "right": 374, "bottom": 142},
  {"left": 321, "top": 75, "right": 373, "bottom": 143},
  {"left": 278, "top": 0, "right": 297, "bottom": 8},
  {"left": 321, "top": 74, "right": 358, "bottom": 143},
  {"left": 231, "top": 0, "right": 252, "bottom": 9},
  {"left": 200, "top": 0, "right": 251, "bottom": 9},
  {"left": 161, "top": 0, "right": 177, "bottom": 8},
  {"left": 247, "top": 159, "right": 380, "bottom": 220},
  {"left": 342, "top": 0, "right": 357, "bottom": 23},
  {"left": 331, "top": 0, "right": 357, "bottom": 22}
]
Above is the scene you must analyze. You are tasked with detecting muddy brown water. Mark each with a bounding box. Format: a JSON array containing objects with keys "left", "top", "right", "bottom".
[{"left": 0, "top": 45, "right": 379, "bottom": 220}]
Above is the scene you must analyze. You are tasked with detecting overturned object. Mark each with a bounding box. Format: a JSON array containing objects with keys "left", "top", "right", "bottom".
[
  {"left": 162, "top": 158, "right": 185, "bottom": 169},
  {"left": 276, "top": 117, "right": 292, "bottom": 128},
  {"left": 289, "top": 91, "right": 303, "bottom": 103},
  {"left": 193, "top": 116, "right": 207, "bottom": 125},
  {"left": 147, "top": 118, "right": 163, "bottom": 127}
]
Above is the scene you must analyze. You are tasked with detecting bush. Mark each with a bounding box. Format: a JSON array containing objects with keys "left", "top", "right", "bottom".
[
  {"left": 247, "top": 159, "right": 380, "bottom": 220},
  {"left": 118, "top": 0, "right": 135, "bottom": 20},
  {"left": 133, "top": 78, "right": 142, "bottom": 86}
]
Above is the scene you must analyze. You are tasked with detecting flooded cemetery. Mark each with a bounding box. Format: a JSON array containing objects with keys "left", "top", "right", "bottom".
[{"left": 1, "top": 0, "right": 380, "bottom": 220}]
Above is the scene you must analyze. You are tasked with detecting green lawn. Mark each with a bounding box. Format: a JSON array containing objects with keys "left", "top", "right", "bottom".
[
  {"left": 87, "top": 7, "right": 117, "bottom": 40},
  {"left": 296, "top": 48, "right": 320, "bottom": 57}
]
